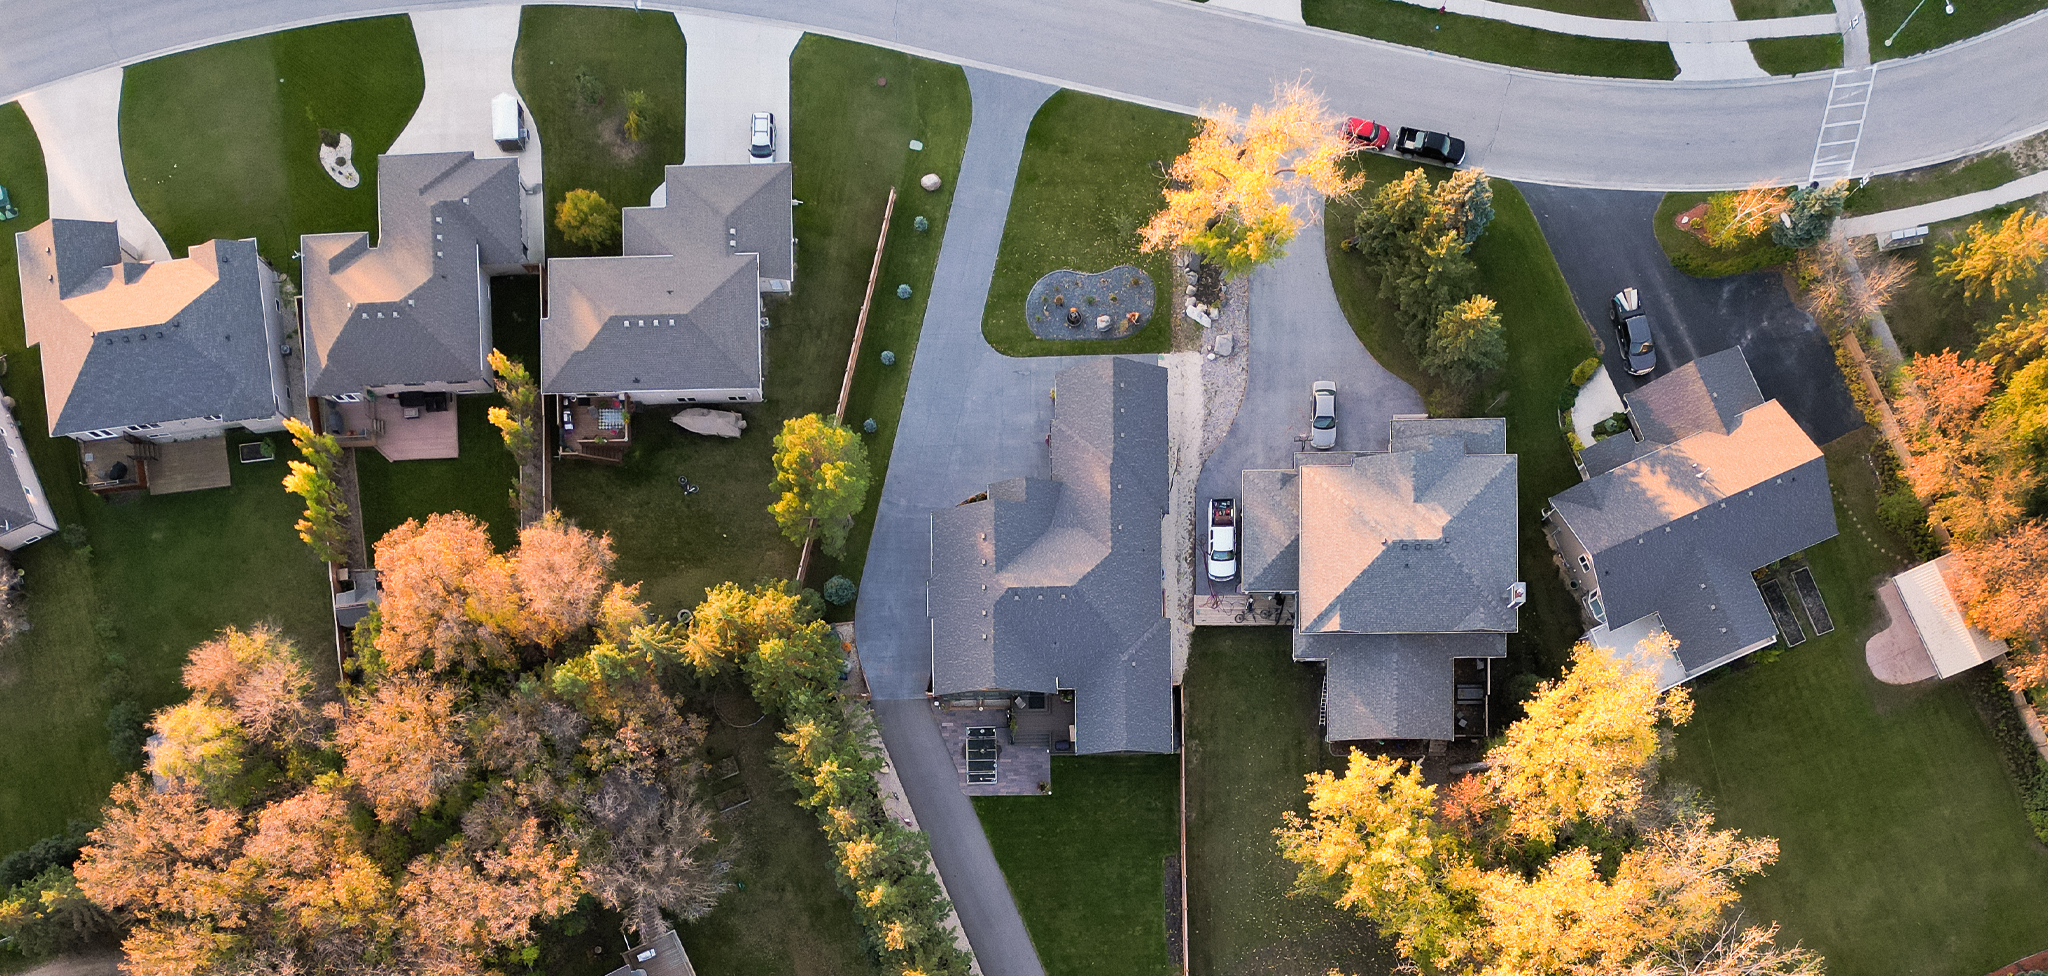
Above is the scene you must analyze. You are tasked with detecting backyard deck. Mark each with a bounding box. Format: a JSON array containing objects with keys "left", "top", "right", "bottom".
[
  {"left": 558, "top": 395, "right": 632, "bottom": 463},
  {"left": 147, "top": 437, "right": 232, "bottom": 494},
  {"left": 328, "top": 395, "right": 460, "bottom": 462},
  {"left": 935, "top": 695, "right": 1074, "bottom": 795}
]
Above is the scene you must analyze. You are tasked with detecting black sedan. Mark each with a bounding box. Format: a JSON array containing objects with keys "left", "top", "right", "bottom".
[
  {"left": 1609, "top": 287, "right": 1658, "bottom": 376},
  {"left": 1396, "top": 127, "right": 1466, "bottom": 166}
]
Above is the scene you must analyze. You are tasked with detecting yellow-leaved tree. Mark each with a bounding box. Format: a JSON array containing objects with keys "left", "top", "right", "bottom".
[
  {"left": 769, "top": 414, "right": 872, "bottom": 558},
  {"left": 1936, "top": 208, "right": 2048, "bottom": 301},
  {"left": 1277, "top": 635, "right": 1820, "bottom": 976},
  {"left": 1139, "top": 80, "right": 1364, "bottom": 275},
  {"left": 1487, "top": 635, "right": 1692, "bottom": 842}
]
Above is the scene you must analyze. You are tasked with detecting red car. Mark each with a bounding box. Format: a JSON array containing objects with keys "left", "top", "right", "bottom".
[{"left": 1344, "top": 117, "right": 1390, "bottom": 151}]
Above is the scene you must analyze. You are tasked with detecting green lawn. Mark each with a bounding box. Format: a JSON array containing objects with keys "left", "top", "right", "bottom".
[
  {"left": 1183, "top": 628, "right": 1399, "bottom": 975},
  {"left": 1732, "top": 0, "right": 1837, "bottom": 16},
  {"left": 551, "top": 36, "right": 970, "bottom": 615},
  {"left": 1865, "top": 0, "right": 2048, "bottom": 59},
  {"left": 982, "top": 91, "right": 1194, "bottom": 358},
  {"left": 974, "top": 756, "right": 1181, "bottom": 976},
  {"left": 351, "top": 277, "right": 539, "bottom": 553},
  {"left": 119, "top": 16, "right": 424, "bottom": 280},
  {"left": 1748, "top": 34, "right": 1845, "bottom": 74},
  {"left": 1844, "top": 153, "right": 2021, "bottom": 216},
  {"left": 1303, "top": 0, "right": 1679, "bottom": 78},
  {"left": 1492, "top": 0, "right": 1648, "bottom": 20},
  {"left": 0, "top": 104, "right": 334, "bottom": 859},
  {"left": 1665, "top": 429, "right": 2048, "bottom": 976},
  {"left": 1324, "top": 167, "right": 1594, "bottom": 680},
  {"left": 512, "top": 6, "right": 687, "bottom": 260},
  {"left": 677, "top": 686, "right": 883, "bottom": 976},
  {"left": 1651, "top": 191, "right": 1797, "bottom": 278}
]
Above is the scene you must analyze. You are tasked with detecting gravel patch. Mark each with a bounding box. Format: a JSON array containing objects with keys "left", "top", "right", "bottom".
[{"left": 1023, "top": 265, "right": 1155, "bottom": 340}]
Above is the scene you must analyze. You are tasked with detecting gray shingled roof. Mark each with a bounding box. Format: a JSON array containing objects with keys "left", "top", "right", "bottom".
[
  {"left": 1628, "top": 347, "right": 1766, "bottom": 446},
  {"left": 1391, "top": 416, "right": 1506, "bottom": 455},
  {"left": 541, "top": 164, "right": 789, "bottom": 396},
  {"left": 927, "top": 358, "right": 1172, "bottom": 755},
  {"left": 16, "top": 219, "right": 280, "bottom": 436},
  {"left": 1300, "top": 632, "right": 1505, "bottom": 741},
  {"left": 1550, "top": 351, "right": 1836, "bottom": 676},
  {"left": 1580, "top": 429, "right": 1658, "bottom": 478},
  {"left": 1239, "top": 468, "right": 1299, "bottom": 593},
  {"left": 0, "top": 383, "right": 50, "bottom": 537},
  {"left": 1296, "top": 430, "right": 1519, "bottom": 634},
  {"left": 300, "top": 153, "right": 523, "bottom": 396}
]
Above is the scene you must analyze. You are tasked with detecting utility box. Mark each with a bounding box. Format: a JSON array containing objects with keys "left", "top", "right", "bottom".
[
  {"left": 491, "top": 93, "right": 528, "bottom": 152},
  {"left": 1877, "top": 225, "right": 1930, "bottom": 251}
]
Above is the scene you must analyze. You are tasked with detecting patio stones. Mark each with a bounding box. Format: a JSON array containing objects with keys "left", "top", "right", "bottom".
[{"left": 1024, "top": 265, "right": 1155, "bottom": 341}]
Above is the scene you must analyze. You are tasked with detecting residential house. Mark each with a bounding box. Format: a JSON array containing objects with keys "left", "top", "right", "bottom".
[
  {"left": 15, "top": 218, "right": 290, "bottom": 442},
  {"left": 1241, "top": 417, "right": 1519, "bottom": 742},
  {"left": 299, "top": 152, "right": 526, "bottom": 402},
  {"left": 926, "top": 357, "right": 1172, "bottom": 755},
  {"left": 1548, "top": 348, "right": 1838, "bottom": 687},
  {"left": 0, "top": 381, "right": 56, "bottom": 549},
  {"left": 541, "top": 163, "right": 792, "bottom": 408}
]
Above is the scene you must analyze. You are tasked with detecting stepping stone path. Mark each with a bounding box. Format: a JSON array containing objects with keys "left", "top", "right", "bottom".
[{"left": 1024, "top": 265, "right": 1154, "bottom": 341}]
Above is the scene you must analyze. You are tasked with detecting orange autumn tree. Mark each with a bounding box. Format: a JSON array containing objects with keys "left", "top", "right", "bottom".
[
  {"left": 74, "top": 512, "right": 733, "bottom": 973},
  {"left": 1900, "top": 352, "right": 2039, "bottom": 544},
  {"left": 1698, "top": 184, "right": 1791, "bottom": 250},
  {"left": 1950, "top": 521, "right": 2048, "bottom": 691},
  {"left": 1140, "top": 79, "right": 1365, "bottom": 275},
  {"left": 1278, "top": 638, "right": 1819, "bottom": 976}
]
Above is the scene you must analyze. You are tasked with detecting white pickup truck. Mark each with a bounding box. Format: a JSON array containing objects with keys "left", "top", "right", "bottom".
[{"left": 1207, "top": 498, "right": 1238, "bottom": 582}]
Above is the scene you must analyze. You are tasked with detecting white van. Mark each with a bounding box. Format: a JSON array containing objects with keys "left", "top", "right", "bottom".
[{"left": 492, "top": 92, "right": 527, "bottom": 152}]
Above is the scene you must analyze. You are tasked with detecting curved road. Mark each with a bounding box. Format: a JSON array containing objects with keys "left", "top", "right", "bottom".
[{"left": 7, "top": 0, "right": 2048, "bottom": 190}]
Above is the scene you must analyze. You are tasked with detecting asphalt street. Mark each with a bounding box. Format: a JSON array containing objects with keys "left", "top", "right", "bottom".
[
  {"left": 9, "top": 0, "right": 2048, "bottom": 190},
  {"left": 853, "top": 67, "right": 1061, "bottom": 976},
  {"left": 1194, "top": 217, "right": 1426, "bottom": 596},
  {"left": 1519, "top": 182, "right": 1864, "bottom": 446}
]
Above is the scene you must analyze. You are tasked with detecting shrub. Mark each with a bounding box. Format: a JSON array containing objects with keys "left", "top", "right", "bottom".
[
  {"left": 913, "top": 215, "right": 930, "bottom": 232},
  {"left": 880, "top": 350, "right": 896, "bottom": 366},
  {"left": 1877, "top": 488, "right": 1942, "bottom": 561},
  {"left": 555, "top": 189, "right": 621, "bottom": 250},
  {"left": 1592, "top": 412, "right": 1630, "bottom": 438},
  {"left": 896, "top": 284, "right": 912, "bottom": 299},
  {"left": 822, "top": 576, "right": 859, "bottom": 606},
  {"left": 1569, "top": 356, "right": 1602, "bottom": 387},
  {"left": 573, "top": 67, "right": 602, "bottom": 107},
  {"left": 862, "top": 418, "right": 878, "bottom": 434},
  {"left": 105, "top": 699, "right": 147, "bottom": 766},
  {"left": 0, "top": 824, "right": 91, "bottom": 891}
]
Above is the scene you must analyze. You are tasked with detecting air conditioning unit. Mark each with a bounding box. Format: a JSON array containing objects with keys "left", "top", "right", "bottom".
[{"left": 1506, "top": 582, "right": 1528, "bottom": 609}]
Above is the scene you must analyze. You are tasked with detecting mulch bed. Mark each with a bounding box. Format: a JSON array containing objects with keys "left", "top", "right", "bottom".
[{"left": 1024, "top": 265, "right": 1154, "bottom": 341}]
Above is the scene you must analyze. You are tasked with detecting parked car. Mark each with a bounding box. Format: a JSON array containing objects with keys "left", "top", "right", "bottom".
[
  {"left": 1609, "top": 287, "right": 1658, "bottom": 376},
  {"left": 1311, "top": 380, "right": 1338, "bottom": 450},
  {"left": 1344, "top": 117, "right": 1391, "bottom": 151},
  {"left": 749, "top": 112, "right": 776, "bottom": 161},
  {"left": 1207, "top": 498, "right": 1238, "bottom": 582},
  {"left": 1396, "top": 127, "right": 1466, "bottom": 166},
  {"left": 491, "top": 92, "right": 527, "bottom": 152}
]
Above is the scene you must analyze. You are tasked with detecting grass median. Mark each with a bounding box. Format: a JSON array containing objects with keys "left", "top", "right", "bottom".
[
  {"left": 512, "top": 6, "right": 687, "bottom": 259},
  {"left": 1651, "top": 191, "right": 1797, "bottom": 278},
  {"left": 1865, "top": 0, "right": 2048, "bottom": 59},
  {"left": 1749, "top": 34, "right": 1845, "bottom": 74},
  {"left": 1303, "top": 0, "right": 1679, "bottom": 79},
  {"left": 119, "top": 16, "right": 423, "bottom": 280}
]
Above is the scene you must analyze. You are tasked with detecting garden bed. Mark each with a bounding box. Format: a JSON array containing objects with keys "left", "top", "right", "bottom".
[{"left": 1023, "top": 265, "right": 1154, "bottom": 341}]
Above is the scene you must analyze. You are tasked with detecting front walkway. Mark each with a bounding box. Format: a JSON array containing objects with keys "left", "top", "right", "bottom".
[
  {"left": 389, "top": 5, "right": 545, "bottom": 261},
  {"left": 16, "top": 67, "right": 170, "bottom": 261},
  {"left": 856, "top": 67, "right": 1062, "bottom": 976},
  {"left": 676, "top": 13, "right": 802, "bottom": 168}
]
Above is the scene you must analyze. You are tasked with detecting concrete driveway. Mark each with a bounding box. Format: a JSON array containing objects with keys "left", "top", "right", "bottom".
[
  {"left": 1519, "top": 182, "right": 1863, "bottom": 446},
  {"left": 16, "top": 67, "right": 170, "bottom": 261},
  {"left": 854, "top": 67, "right": 1062, "bottom": 976},
  {"left": 393, "top": 6, "right": 545, "bottom": 260},
  {"left": 677, "top": 13, "right": 801, "bottom": 166},
  {"left": 1193, "top": 216, "right": 1425, "bottom": 596}
]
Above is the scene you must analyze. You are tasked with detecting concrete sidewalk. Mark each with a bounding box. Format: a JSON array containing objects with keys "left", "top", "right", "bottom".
[
  {"left": 676, "top": 12, "right": 803, "bottom": 167},
  {"left": 17, "top": 67, "right": 170, "bottom": 262},
  {"left": 1383, "top": 0, "right": 1837, "bottom": 41},
  {"left": 392, "top": 6, "right": 545, "bottom": 261},
  {"left": 1836, "top": 168, "right": 2048, "bottom": 238}
]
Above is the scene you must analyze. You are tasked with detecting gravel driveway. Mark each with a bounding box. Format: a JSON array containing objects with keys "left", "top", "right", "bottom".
[{"left": 1520, "top": 183, "right": 1863, "bottom": 447}]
